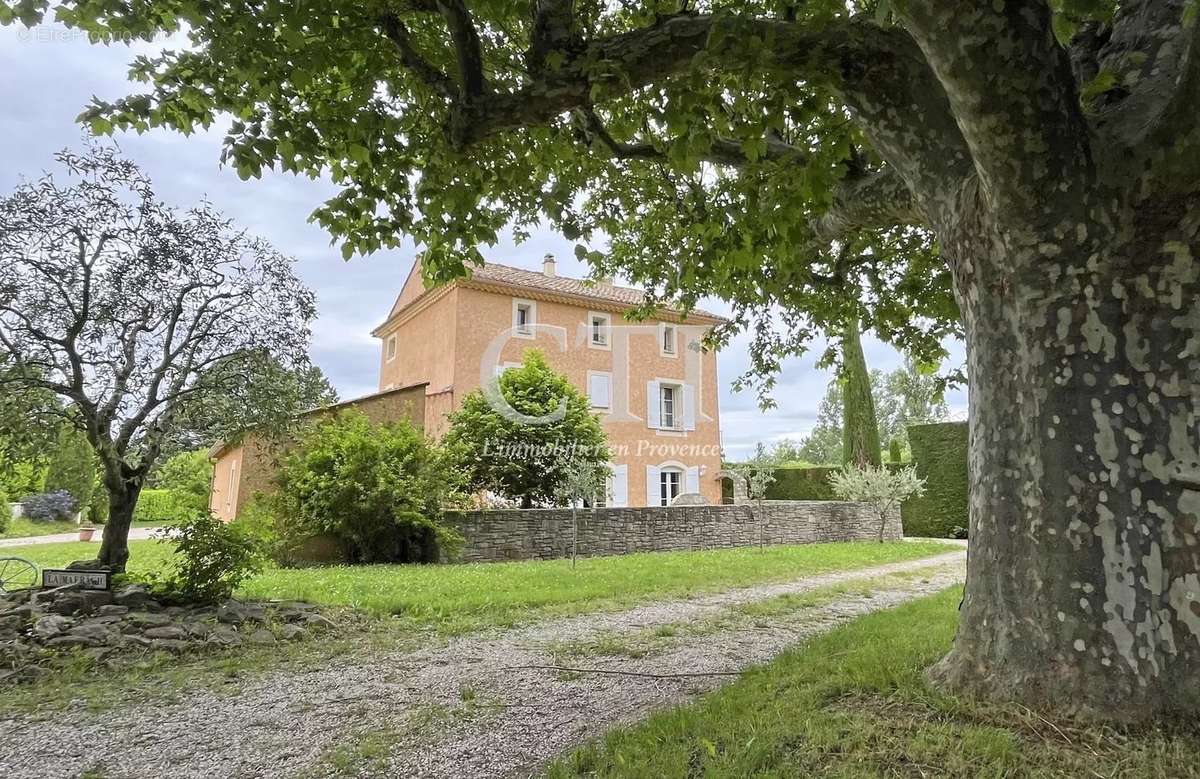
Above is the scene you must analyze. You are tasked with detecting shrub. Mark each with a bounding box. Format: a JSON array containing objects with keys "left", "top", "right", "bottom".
[
  {"left": 155, "top": 512, "right": 266, "bottom": 602},
  {"left": 275, "top": 409, "right": 462, "bottom": 564},
  {"left": 134, "top": 489, "right": 188, "bottom": 523},
  {"left": 0, "top": 490, "right": 10, "bottom": 534},
  {"left": 21, "top": 490, "right": 78, "bottom": 521},
  {"left": 87, "top": 481, "right": 109, "bottom": 525},
  {"left": 830, "top": 464, "right": 926, "bottom": 543},
  {"left": 900, "top": 421, "right": 969, "bottom": 537}
]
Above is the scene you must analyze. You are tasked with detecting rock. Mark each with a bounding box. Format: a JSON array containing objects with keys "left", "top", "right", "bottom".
[
  {"left": 185, "top": 622, "right": 212, "bottom": 639},
  {"left": 50, "top": 589, "right": 113, "bottom": 615},
  {"left": 97, "top": 604, "right": 129, "bottom": 617},
  {"left": 127, "top": 612, "right": 172, "bottom": 628},
  {"left": 0, "top": 605, "right": 33, "bottom": 621},
  {"left": 278, "top": 624, "right": 308, "bottom": 642},
  {"left": 142, "top": 625, "right": 189, "bottom": 641},
  {"left": 65, "top": 559, "right": 109, "bottom": 571},
  {"left": 67, "top": 622, "right": 114, "bottom": 642},
  {"left": 112, "top": 584, "right": 156, "bottom": 609},
  {"left": 217, "top": 601, "right": 266, "bottom": 625},
  {"left": 303, "top": 613, "right": 337, "bottom": 631},
  {"left": 246, "top": 628, "right": 276, "bottom": 645},
  {"left": 0, "top": 615, "right": 24, "bottom": 632},
  {"left": 123, "top": 635, "right": 154, "bottom": 649},
  {"left": 33, "top": 614, "right": 73, "bottom": 640},
  {"left": 207, "top": 625, "right": 242, "bottom": 648},
  {"left": 31, "top": 584, "right": 81, "bottom": 609},
  {"left": 46, "top": 634, "right": 101, "bottom": 649},
  {"left": 150, "top": 639, "right": 192, "bottom": 654}
]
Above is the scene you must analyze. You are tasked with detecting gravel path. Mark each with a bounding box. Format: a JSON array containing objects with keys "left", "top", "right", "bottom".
[
  {"left": 0, "top": 547, "right": 965, "bottom": 778},
  {"left": 0, "top": 527, "right": 158, "bottom": 548}
]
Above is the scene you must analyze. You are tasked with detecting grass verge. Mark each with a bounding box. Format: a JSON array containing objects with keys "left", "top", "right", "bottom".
[
  {"left": 0, "top": 517, "right": 80, "bottom": 539},
  {"left": 5, "top": 539, "right": 955, "bottom": 634},
  {"left": 547, "top": 587, "right": 1199, "bottom": 778}
]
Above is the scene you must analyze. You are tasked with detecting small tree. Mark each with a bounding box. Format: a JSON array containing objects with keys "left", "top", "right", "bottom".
[
  {"left": 829, "top": 465, "right": 926, "bottom": 543},
  {"left": 444, "top": 351, "right": 608, "bottom": 508},
  {"left": 275, "top": 410, "right": 462, "bottom": 564},
  {"left": 733, "top": 443, "right": 777, "bottom": 551},
  {"left": 841, "top": 321, "right": 881, "bottom": 467},
  {"left": 0, "top": 144, "right": 317, "bottom": 571},
  {"left": 552, "top": 457, "right": 611, "bottom": 568}
]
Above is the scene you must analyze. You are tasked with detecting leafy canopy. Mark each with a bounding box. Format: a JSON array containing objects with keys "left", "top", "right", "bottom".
[{"left": 0, "top": 0, "right": 979, "bottom": 401}]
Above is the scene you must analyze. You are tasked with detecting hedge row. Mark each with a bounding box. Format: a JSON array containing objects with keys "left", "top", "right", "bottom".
[
  {"left": 133, "top": 489, "right": 195, "bottom": 523},
  {"left": 900, "top": 421, "right": 969, "bottom": 538}
]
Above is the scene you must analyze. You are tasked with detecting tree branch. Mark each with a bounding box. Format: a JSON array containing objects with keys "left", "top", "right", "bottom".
[
  {"left": 580, "top": 108, "right": 808, "bottom": 166},
  {"left": 436, "top": 0, "right": 486, "bottom": 98},
  {"left": 895, "top": 0, "right": 1091, "bottom": 218},
  {"left": 528, "top": 0, "right": 580, "bottom": 73},
  {"left": 379, "top": 13, "right": 457, "bottom": 100},
  {"left": 814, "top": 168, "right": 922, "bottom": 241}
]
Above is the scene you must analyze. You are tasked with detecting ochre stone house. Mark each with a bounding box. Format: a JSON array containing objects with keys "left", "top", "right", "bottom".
[
  {"left": 375, "top": 255, "right": 727, "bottom": 507},
  {"left": 210, "top": 254, "right": 728, "bottom": 516}
]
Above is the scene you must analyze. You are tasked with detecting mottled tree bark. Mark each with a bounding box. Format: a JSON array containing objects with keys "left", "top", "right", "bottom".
[
  {"left": 930, "top": 191, "right": 1200, "bottom": 720},
  {"left": 93, "top": 463, "right": 144, "bottom": 573}
]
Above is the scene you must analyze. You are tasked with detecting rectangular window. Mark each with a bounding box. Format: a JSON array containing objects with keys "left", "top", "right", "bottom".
[
  {"left": 659, "top": 469, "right": 681, "bottom": 506},
  {"left": 385, "top": 334, "right": 397, "bottom": 362},
  {"left": 660, "top": 384, "right": 677, "bottom": 429},
  {"left": 516, "top": 305, "right": 531, "bottom": 332},
  {"left": 661, "top": 324, "right": 676, "bottom": 355},
  {"left": 588, "top": 372, "right": 612, "bottom": 409},
  {"left": 589, "top": 311, "right": 611, "bottom": 348}
]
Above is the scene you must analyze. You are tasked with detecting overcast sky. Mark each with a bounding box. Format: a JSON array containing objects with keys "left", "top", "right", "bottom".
[{"left": 1, "top": 23, "right": 966, "bottom": 459}]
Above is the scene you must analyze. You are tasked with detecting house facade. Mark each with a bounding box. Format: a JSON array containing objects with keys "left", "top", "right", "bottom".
[{"left": 374, "top": 255, "right": 727, "bottom": 507}]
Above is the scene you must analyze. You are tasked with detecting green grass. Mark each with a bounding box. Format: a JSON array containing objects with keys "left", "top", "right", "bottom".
[
  {"left": 1, "top": 517, "right": 80, "bottom": 539},
  {"left": 4, "top": 539, "right": 954, "bottom": 634},
  {"left": 547, "top": 587, "right": 1200, "bottom": 778}
]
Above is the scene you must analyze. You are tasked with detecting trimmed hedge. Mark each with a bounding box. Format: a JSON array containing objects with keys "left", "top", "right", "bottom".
[
  {"left": 901, "top": 421, "right": 968, "bottom": 538},
  {"left": 766, "top": 466, "right": 841, "bottom": 501},
  {"left": 133, "top": 488, "right": 192, "bottom": 523}
]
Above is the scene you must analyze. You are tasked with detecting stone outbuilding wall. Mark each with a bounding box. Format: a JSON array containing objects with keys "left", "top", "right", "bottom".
[{"left": 444, "top": 501, "right": 901, "bottom": 563}]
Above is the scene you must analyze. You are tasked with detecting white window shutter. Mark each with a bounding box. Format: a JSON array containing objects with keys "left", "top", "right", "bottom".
[
  {"left": 589, "top": 374, "right": 611, "bottom": 407},
  {"left": 612, "top": 464, "right": 628, "bottom": 507},
  {"left": 682, "top": 384, "right": 696, "bottom": 430},
  {"left": 645, "top": 465, "right": 660, "bottom": 507},
  {"left": 685, "top": 466, "right": 700, "bottom": 494},
  {"left": 646, "top": 381, "right": 661, "bottom": 428}
]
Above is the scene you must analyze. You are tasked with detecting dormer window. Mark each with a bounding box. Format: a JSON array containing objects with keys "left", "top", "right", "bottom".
[
  {"left": 513, "top": 299, "right": 536, "bottom": 338},
  {"left": 589, "top": 311, "right": 611, "bottom": 349}
]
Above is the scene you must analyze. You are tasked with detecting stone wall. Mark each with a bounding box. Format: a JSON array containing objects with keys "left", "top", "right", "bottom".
[{"left": 444, "top": 501, "right": 902, "bottom": 563}]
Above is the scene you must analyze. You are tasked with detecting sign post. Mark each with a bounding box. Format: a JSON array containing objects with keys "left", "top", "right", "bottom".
[{"left": 41, "top": 568, "right": 112, "bottom": 590}]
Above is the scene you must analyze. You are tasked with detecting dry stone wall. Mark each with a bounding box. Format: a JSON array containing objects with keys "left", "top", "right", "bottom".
[{"left": 444, "top": 501, "right": 902, "bottom": 563}]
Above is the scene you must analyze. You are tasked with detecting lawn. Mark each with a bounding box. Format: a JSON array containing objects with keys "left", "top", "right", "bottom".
[
  {"left": 0, "top": 517, "right": 80, "bottom": 539},
  {"left": 547, "top": 587, "right": 1199, "bottom": 778},
  {"left": 4, "top": 538, "right": 955, "bottom": 633}
]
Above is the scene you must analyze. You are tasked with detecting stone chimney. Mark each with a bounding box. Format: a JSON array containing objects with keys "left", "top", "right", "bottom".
[{"left": 542, "top": 253, "right": 556, "bottom": 277}]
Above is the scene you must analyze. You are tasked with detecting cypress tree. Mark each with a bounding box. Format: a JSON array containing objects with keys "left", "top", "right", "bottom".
[{"left": 840, "top": 320, "right": 882, "bottom": 467}]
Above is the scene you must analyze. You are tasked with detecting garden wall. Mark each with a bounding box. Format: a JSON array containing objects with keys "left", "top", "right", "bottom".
[{"left": 444, "top": 501, "right": 902, "bottom": 563}]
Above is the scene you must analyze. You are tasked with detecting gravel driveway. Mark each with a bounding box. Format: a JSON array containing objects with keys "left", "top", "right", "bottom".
[{"left": 0, "top": 547, "right": 966, "bottom": 778}]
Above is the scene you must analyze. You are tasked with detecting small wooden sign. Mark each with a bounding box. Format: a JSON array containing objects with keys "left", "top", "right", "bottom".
[{"left": 42, "top": 568, "right": 112, "bottom": 591}]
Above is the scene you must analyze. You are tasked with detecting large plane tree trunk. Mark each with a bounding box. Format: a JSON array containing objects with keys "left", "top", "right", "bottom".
[{"left": 930, "top": 192, "right": 1200, "bottom": 720}]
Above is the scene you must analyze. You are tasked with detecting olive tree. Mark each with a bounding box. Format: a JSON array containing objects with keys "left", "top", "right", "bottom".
[
  {"left": 0, "top": 144, "right": 316, "bottom": 570},
  {"left": 15, "top": 0, "right": 1200, "bottom": 720}
]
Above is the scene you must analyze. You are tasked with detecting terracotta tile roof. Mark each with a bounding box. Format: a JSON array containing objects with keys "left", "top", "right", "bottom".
[{"left": 466, "top": 262, "right": 728, "bottom": 322}]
